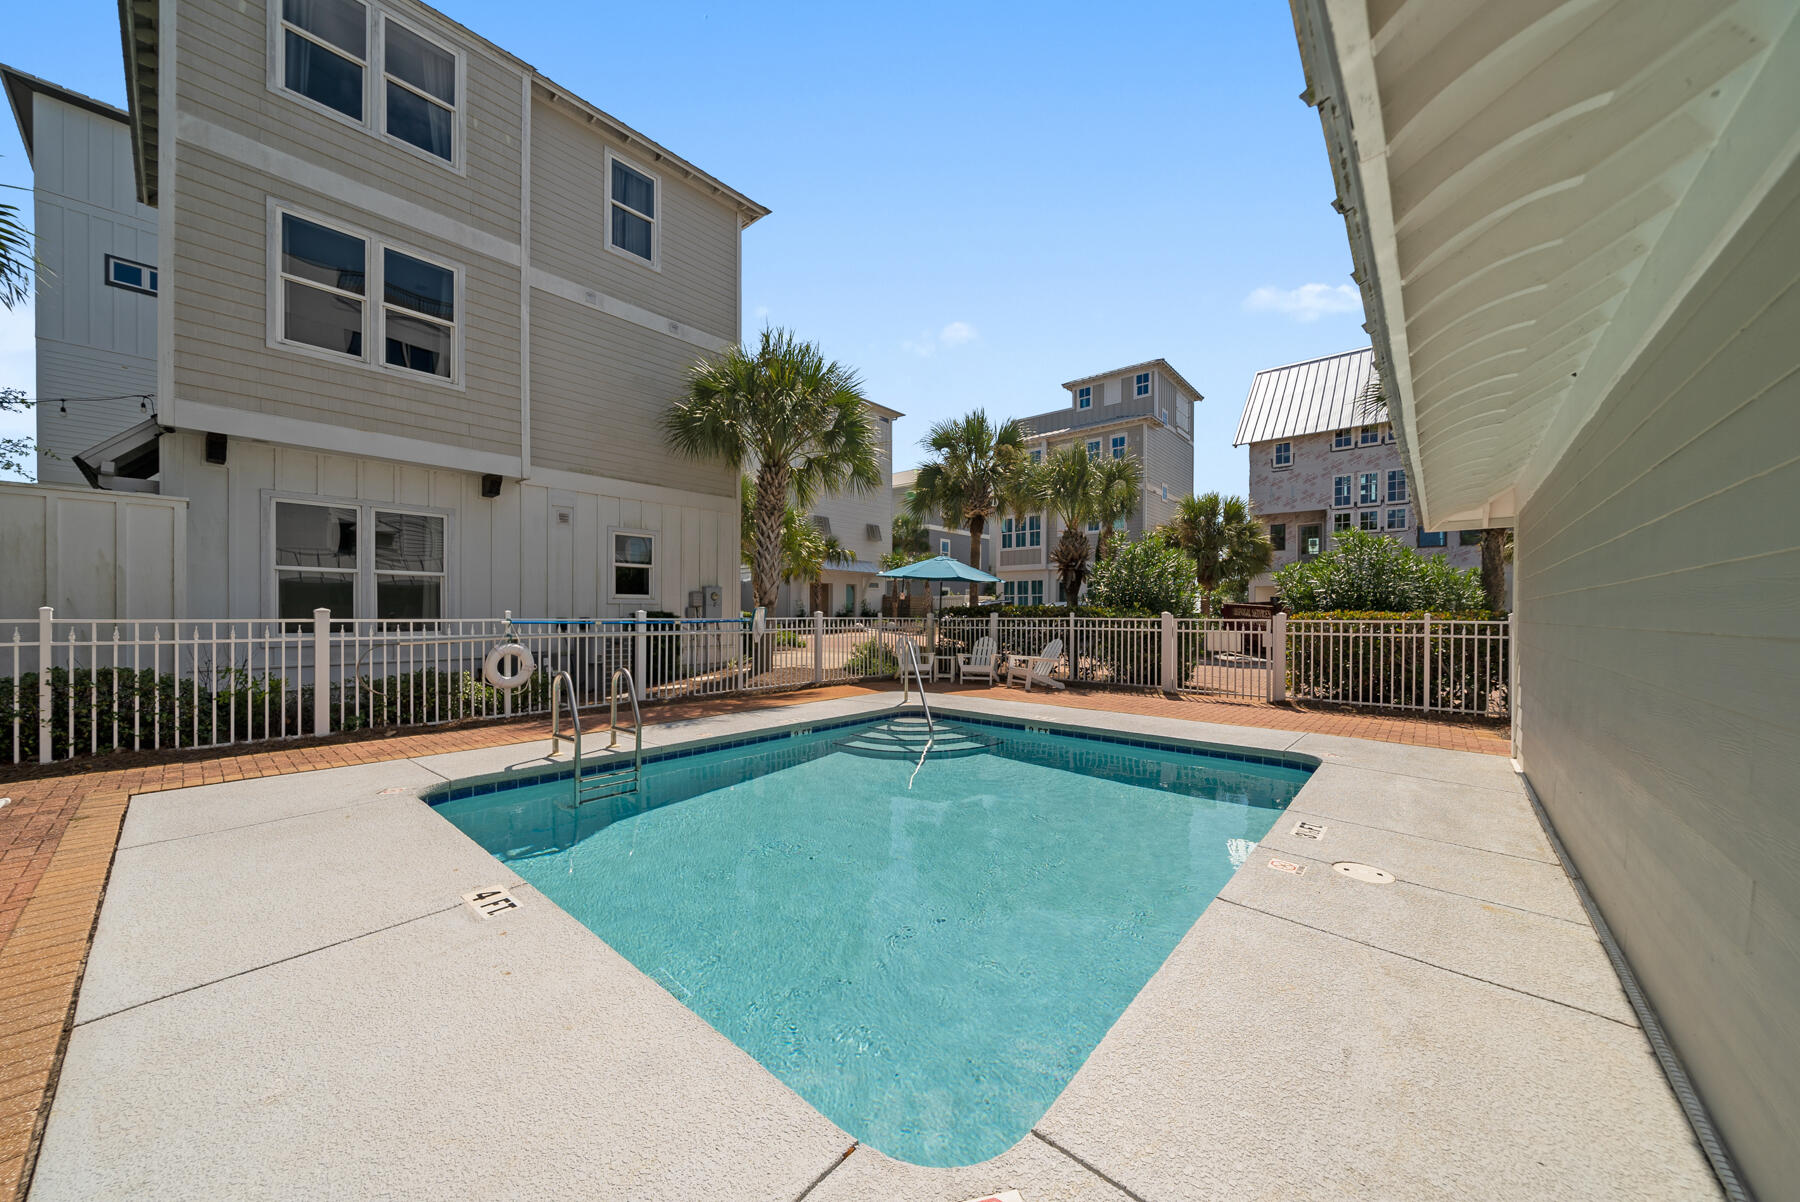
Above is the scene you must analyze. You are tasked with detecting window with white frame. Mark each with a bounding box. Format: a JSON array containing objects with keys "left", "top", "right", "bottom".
[
  {"left": 1382, "top": 423, "right": 1395, "bottom": 443},
  {"left": 1029, "top": 580, "right": 1044, "bottom": 605},
  {"left": 1358, "top": 472, "right": 1380, "bottom": 505},
  {"left": 1333, "top": 511, "right": 1352, "bottom": 534},
  {"left": 1333, "top": 428, "right": 1352, "bottom": 450},
  {"left": 1386, "top": 508, "right": 1408, "bottom": 530},
  {"left": 279, "top": 212, "right": 366, "bottom": 359},
  {"left": 1359, "top": 509, "right": 1379, "bottom": 531},
  {"left": 1086, "top": 439, "right": 1101, "bottom": 460},
  {"left": 1133, "top": 371, "right": 1151, "bottom": 398},
  {"left": 939, "top": 538, "right": 951, "bottom": 555},
  {"left": 608, "top": 154, "right": 658, "bottom": 265},
  {"left": 1076, "top": 385, "right": 1092, "bottom": 409},
  {"left": 1025, "top": 515, "right": 1042, "bottom": 547},
  {"left": 612, "top": 531, "right": 655, "bottom": 597},
  {"left": 279, "top": 0, "right": 367, "bottom": 122},
  {"left": 1359, "top": 425, "right": 1380, "bottom": 446},
  {"left": 1110, "top": 435, "right": 1126, "bottom": 459},
  {"left": 1387, "top": 469, "right": 1408, "bottom": 503},
  {"left": 1333, "top": 475, "right": 1352, "bottom": 507},
  {"left": 1086, "top": 518, "right": 1100, "bottom": 534},
  {"left": 1272, "top": 441, "right": 1292, "bottom": 469},
  {"left": 273, "top": 500, "right": 444, "bottom": 621},
  {"left": 276, "top": 209, "right": 460, "bottom": 380},
  {"left": 383, "top": 19, "right": 457, "bottom": 160},
  {"left": 1000, "top": 517, "right": 1015, "bottom": 549},
  {"left": 105, "top": 254, "right": 157, "bottom": 296}
]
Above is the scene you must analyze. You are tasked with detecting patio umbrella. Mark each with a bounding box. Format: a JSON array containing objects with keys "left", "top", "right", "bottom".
[{"left": 879, "top": 555, "right": 1001, "bottom": 612}]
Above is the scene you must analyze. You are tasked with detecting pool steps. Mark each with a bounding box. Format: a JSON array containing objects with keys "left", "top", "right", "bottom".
[{"left": 833, "top": 715, "right": 996, "bottom": 760}]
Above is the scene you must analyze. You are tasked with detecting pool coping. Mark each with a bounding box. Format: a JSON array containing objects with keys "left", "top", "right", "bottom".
[{"left": 26, "top": 691, "right": 1722, "bottom": 1201}]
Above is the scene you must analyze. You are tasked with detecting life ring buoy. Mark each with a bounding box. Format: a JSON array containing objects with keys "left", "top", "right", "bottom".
[{"left": 482, "top": 642, "right": 536, "bottom": 689}]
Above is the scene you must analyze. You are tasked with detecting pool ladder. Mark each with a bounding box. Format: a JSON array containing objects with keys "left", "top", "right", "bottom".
[{"left": 548, "top": 668, "right": 643, "bottom": 811}]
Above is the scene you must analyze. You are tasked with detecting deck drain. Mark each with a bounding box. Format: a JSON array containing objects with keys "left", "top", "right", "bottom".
[{"left": 1332, "top": 862, "right": 1395, "bottom": 885}]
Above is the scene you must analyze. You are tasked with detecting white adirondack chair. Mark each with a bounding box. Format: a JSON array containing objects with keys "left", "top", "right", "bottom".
[
  {"left": 1005, "top": 638, "right": 1066, "bottom": 692},
  {"left": 957, "top": 636, "right": 999, "bottom": 684}
]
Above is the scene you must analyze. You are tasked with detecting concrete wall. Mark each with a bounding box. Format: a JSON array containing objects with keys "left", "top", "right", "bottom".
[
  {"left": 1514, "top": 154, "right": 1800, "bottom": 1194},
  {"left": 26, "top": 92, "right": 157, "bottom": 485},
  {"left": 0, "top": 482, "right": 186, "bottom": 618}
]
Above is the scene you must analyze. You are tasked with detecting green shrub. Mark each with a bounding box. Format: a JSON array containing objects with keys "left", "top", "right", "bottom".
[
  {"left": 1086, "top": 533, "right": 1200, "bottom": 615},
  {"left": 1272, "top": 529, "right": 1487, "bottom": 612},
  {"left": 844, "top": 637, "right": 899, "bottom": 677},
  {"left": 773, "top": 629, "right": 806, "bottom": 649}
]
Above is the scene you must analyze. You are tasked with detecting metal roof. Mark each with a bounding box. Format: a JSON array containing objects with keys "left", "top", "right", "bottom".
[
  {"left": 1062, "top": 358, "right": 1204, "bottom": 402},
  {"left": 1232, "top": 347, "right": 1384, "bottom": 446}
]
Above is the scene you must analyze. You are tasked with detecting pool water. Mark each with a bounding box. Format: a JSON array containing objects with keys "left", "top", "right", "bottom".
[{"left": 431, "top": 714, "right": 1309, "bottom": 1166}]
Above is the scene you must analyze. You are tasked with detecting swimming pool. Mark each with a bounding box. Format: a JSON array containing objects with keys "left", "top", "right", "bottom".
[{"left": 429, "top": 710, "right": 1312, "bottom": 1166}]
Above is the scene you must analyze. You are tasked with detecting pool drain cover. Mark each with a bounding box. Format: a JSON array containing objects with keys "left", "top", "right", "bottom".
[{"left": 1332, "top": 862, "right": 1395, "bottom": 885}]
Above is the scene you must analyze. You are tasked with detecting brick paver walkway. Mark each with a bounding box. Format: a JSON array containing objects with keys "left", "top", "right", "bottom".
[{"left": 0, "top": 683, "right": 1504, "bottom": 1201}]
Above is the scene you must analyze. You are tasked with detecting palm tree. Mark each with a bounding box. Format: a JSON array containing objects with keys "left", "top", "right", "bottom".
[
  {"left": 1042, "top": 445, "right": 1103, "bottom": 602},
  {"left": 1161, "top": 492, "right": 1273, "bottom": 613},
  {"left": 667, "top": 328, "right": 880, "bottom": 612},
  {"left": 908, "top": 410, "right": 1029, "bottom": 605},
  {"left": 1091, "top": 455, "right": 1144, "bottom": 561},
  {"left": 890, "top": 511, "right": 931, "bottom": 558}
]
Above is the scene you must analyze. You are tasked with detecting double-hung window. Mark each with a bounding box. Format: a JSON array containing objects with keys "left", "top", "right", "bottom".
[
  {"left": 608, "top": 154, "right": 659, "bottom": 266},
  {"left": 1333, "top": 512, "right": 1352, "bottom": 534},
  {"left": 1133, "top": 372, "right": 1151, "bottom": 398},
  {"left": 280, "top": 0, "right": 367, "bottom": 122},
  {"left": 1025, "top": 515, "right": 1042, "bottom": 547},
  {"left": 939, "top": 538, "right": 951, "bottom": 555},
  {"left": 383, "top": 20, "right": 457, "bottom": 160},
  {"left": 612, "top": 532, "right": 655, "bottom": 598},
  {"left": 1272, "top": 441, "right": 1292, "bottom": 469},
  {"left": 1269, "top": 522, "right": 1286, "bottom": 551},
  {"left": 1386, "top": 508, "right": 1408, "bottom": 530},
  {"left": 1359, "top": 510, "right": 1379, "bottom": 531},
  {"left": 1110, "top": 435, "right": 1126, "bottom": 459},
  {"left": 1001, "top": 517, "right": 1015, "bottom": 549},
  {"left": 105, "top": 255, "right": 158, "bottom": 295},
  {"left": 1076, "top": 386, "right": 1092, "bottom": 409},
  {"left": 1333, "top": 428, "right": 1353, "bottom": 450},
  {"left": 1387, "top": 469, "right": 1408, "bottom": 503},
  {"left": 1358, "top": 472, "right": 1380, "bottom": 505},
  {"left": 1086, "top": 439, "right": 1101, "bottom": 460},
  {"left": 1359, "top": 425, "right": 1380, "bottom": 446},
  {"left": 276, "top": 210, "right": 459, "bottom": 381},
  {"left": 274, "top": 500, "right": 444, "bottom": 621},
  {"left": 1333, "top": 475, "right": 1352, "bottom": 508},
  {"left": 383, "top": 248, "right": 454, "bottom": 376}
]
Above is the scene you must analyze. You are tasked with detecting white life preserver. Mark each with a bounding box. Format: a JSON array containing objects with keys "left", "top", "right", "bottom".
[{"left": 482, "top": 642, "right": 536, "bottom": 689}]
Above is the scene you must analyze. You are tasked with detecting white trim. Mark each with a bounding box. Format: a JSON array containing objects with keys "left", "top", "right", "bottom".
[
  {"left": 376, "top": 10, "right": 467, "bottom": 173},
  {"left": 1332, "top": 474, "right": 1352, "bottom": 508},
  {"left": 1272, "top": 440, "right": 1293, "bottom": 470},
  {"left": 1133, "top": 371, "right": 1151, "bottom": 399},
  {"left": 519, "top": 72, "right": 532, "bottom": 477},
  {"left": 1075, "top": 385, "right": 1092, "bottom": 410},
  {"left": 1385, "top": 507, "right": 1410, "bottom": 531},
  {"left": 607, "top": 526, "right": 658, "bottom": 602},
  {"left": 267, "top": 198, "right": 467, "bottom": 389},
  {"left": 1357, "top": 471, "right": 1380, "bottom": 506},
  {"left": 175, "top": 399, "right": 523, "bottom": 478},
  {"left": 103, "top": 254, "right": 158, "bottom": 296},
  {"left": 527, "top": 267, "right": 729, "bottom": 352},
  {"left": 265, "top": 493, "right": 456, "bottom": 621},
  {"left": 1331, "top": 428, "right": 1353, "bottom": 450},
  {"left": 604, "top": 148, "right": 661, "bottom": 272},
  {"left": 519, "top": 465, "right": 737, "bottom": 513},
  {"left": 269, "top": 0, "right": 373, "bottom": 137},
  {"left": 179, "top": 114, "right": 521, "bottom": 266}
]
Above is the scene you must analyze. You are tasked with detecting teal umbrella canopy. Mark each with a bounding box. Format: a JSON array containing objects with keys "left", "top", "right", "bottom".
[{"left": 878, "top": 555, "right": 1001, "bottom": 583}]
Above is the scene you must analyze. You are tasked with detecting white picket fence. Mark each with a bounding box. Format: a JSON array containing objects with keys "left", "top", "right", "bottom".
[{"left": 2, "top": 607, "right": 1508, "bottom": 766}]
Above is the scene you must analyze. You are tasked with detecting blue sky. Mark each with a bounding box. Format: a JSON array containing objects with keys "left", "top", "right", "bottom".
[{"left": 0, "top": 0, "right": 1371, "bottom": 489}]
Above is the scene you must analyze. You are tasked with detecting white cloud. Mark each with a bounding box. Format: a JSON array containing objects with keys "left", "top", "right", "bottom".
[
  {"left": 903, "top": 321, "right": 979, "bottom": 357},
  {"left": 1243, "top": 283, "right": 1363, "bottom": 323}
]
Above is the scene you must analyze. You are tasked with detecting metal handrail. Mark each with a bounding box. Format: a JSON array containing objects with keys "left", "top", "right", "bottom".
[
  {"left": 605, "top": 668, "right": 643, "bottom": 781},
  {"left": 548, "top": 670, "right": 582, "bottom": 811},
  {"left": 898, "top": 638, "right": 934, "bottom": 732}
]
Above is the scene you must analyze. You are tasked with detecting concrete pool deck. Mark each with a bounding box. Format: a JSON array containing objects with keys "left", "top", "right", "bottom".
[{"left": 24, "top": 693, "right": 1717, "bottom": 1200}]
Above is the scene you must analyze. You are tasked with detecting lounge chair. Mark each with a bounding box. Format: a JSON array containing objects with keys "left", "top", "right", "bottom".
[
  {"left": 957, "top": 636, "right": 999, "bottom": 684},
  {"left": 1004, "top": 638, "right": 1066, "bottom": 692}
]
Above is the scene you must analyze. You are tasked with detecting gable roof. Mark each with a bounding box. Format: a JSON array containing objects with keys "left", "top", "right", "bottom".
[
  {"left": 2, "top": 64, "right": 129, "bottom": 165},
  {"left": 1232, "top": 347, "right": 1385, "bottom": 446},
  {"left": 1062, "top": 358, "right": 1204, "bottom": 402}
]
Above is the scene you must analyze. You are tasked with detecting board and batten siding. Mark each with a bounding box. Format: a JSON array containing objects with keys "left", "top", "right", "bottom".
[
  {"left": 526, "top": 292, "right": 732, "bottom": 497},
  {"left": 174, "top": 0, "right": 526, "bottom": 242},
  {"left": 528, "top": 98, "right": 740, "bottom": 340},
  {"left": 0, "top": 482, "right": 185, "bottom": 618},
  {"left": 1514, "top": 155, "right": 1800, "bottom": 1194},
  {"left": 160, "top": 432, "right": 734, "bottom": 621},
  {"left": 27, "top": 91, "right": 157, "bottom": 484},
  {"left": 169, "top": 149, "right": 522, "bottom": 453}
]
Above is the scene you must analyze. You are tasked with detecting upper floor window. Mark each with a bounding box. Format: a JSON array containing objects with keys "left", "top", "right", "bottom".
[
  {"left": 1076, "top": 386, "right": 1092, "bottom": 409},
  {"left": 1386, "top": 508, "right": 1408, "bottom": 530},
  {"left": 1417, "top": 529, "right": 1447, "bottom": 548},
  {"left": 1387, "top": 469, "right": 1408, "bottom": 503},
  {"left": 1029, "top": 449, "right": 1042, "bottom": 464},
  {"left": 1333, "top": 474, "right": 1352, "bottom": 508},
  {"left": 1085, "top": 439, "right": 1101, "bottom": 460},
  {"left": 276, "top": 208, "right": 459, "bottom": 382},
  {"left": 1358, "top": 509, "right": 1379, "bottom": 531},
  {"left": 1359, "top": 425, "right": 1380, "bottom": 446},
  {"left": 383, "top": 20, "right": 457, "bottom": 161},
  {"left": 1459, "top": 529, "right": 1484, "bottom": 546},
  {"left": 1382, "top": 423, "right": 1395, "bottom": 443},
  {"left": 105, "top": 254, "right": 158, "bottom": 296},
  {"left": 1358, "top": 472, "right": 1380, "bottom": 505},
  {"left": 1134, "top": 372, "right": 1151, "bottom": 398},
  {"left": 1025, "top": 515, "right": 1042, "bottom": 547},
  {"left": 1000, "top": 517, "right": 1014, "bottom": 549},
  {"left": 1269, "top": 522, "right": 1286, "bottom": 551},
  {"left": 940, "top": 538, "right": 951, "bottom": 556},
  {"left": 281, "top": 0, "right": 367, "bottom": 122},
  {"left": 1110, "top": 435, "right": 1126, "bottom": 459},
  {"left": 608, "top": 154, "right": 659, "bottom": 267},
  {"left": 1272, "top": 441, "right": 1292, "bottom": 469},
  {"left": 1333, "top": 428, "right": 1352, "bottom": 450}
]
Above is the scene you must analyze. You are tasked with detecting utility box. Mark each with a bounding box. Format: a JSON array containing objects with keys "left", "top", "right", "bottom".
[{"left": 686, "top": 586, "right": 723, "bottom": 620}]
